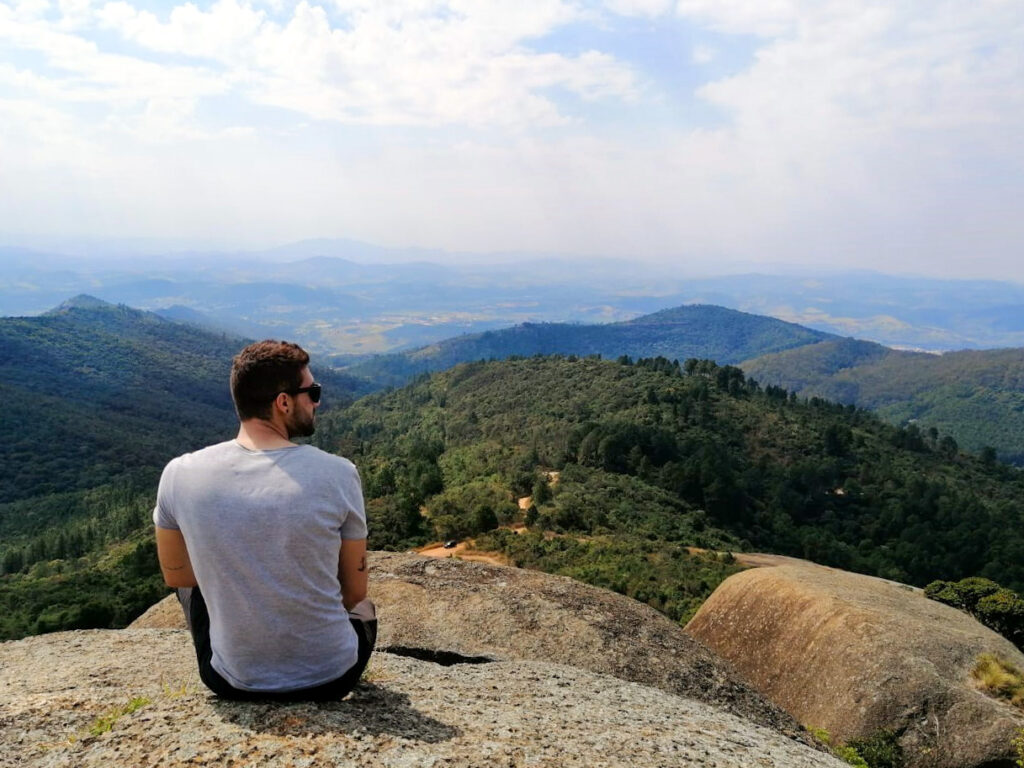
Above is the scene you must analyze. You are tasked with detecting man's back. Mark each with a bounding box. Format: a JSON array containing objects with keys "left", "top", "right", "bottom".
[{"left": 154, "top": 439, "right": 367, "bottom": 692}]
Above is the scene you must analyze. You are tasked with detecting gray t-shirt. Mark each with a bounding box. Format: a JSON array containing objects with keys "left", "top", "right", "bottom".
[{"left": 153, "top": 440, "right": 367, "bottom": 692}]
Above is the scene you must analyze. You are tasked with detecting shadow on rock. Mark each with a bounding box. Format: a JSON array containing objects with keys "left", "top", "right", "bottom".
[{"left": 211, "top": 682, "right": 460, "bottom": 743}]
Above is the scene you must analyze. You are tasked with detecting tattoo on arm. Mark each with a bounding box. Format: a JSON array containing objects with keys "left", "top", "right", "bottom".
[{"left": 357, "top": 556, "right": 367, "bottom": 572}]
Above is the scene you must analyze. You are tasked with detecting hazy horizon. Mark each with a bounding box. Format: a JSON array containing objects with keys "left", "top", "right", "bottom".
[{"left": 5, "top": 233, "right": 1024, "bottom": 288}]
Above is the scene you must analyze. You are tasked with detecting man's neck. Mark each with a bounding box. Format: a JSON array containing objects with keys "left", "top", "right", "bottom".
[{"left": 236, "top": 419, "right": 294, "bottom": 451}]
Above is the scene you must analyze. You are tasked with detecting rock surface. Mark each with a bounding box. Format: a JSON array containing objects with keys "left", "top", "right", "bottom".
[
  {"left": 686, "top": 563, "right": 1024, "bottom": 768},
  {"left": 0, "top": 628, "right": 846, "bottom": 768},
  {"left": 133, "top": 551, "right": 808, "bottom": 741}
]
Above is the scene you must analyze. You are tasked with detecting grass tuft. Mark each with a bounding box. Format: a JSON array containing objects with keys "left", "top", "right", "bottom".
[
  {"left": 160, "top": 673, "right": 198, "bottom": 699},
  {"left": 972, "top": 653, "right": 1024, "bottom": 707},
  {"left": 86, "top": 696, "right": 150, "bottom": 737}
]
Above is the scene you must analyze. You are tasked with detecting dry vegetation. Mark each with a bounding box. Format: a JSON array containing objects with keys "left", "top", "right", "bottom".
[{"left": 972, "top": 653, "right": 1024, "bottom": 708}]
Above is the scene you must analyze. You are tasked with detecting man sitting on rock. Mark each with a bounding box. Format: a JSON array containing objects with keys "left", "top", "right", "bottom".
[{"left": 153, "top": 339, "right": 375, "bottom": 700}]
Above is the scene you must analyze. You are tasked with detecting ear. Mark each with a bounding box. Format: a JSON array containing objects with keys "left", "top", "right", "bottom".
[{"left": 274, "top": 391, "right": 291, "bottom": 413}]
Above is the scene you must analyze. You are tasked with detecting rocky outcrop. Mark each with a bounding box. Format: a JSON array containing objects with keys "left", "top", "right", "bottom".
[
  {"left": 0, "top": 628, "right": 845, "bottom": 768},
  {"left": 134, "top": 551, "right": 807, "bottom": 741},
  {"left": 685, "top": 563, "right": 1024, "bottom": 768}
]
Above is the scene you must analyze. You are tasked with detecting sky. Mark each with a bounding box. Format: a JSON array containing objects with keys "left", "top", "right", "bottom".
[{"left": 1, "top": 0, "right": 1022, "bottom": 278}]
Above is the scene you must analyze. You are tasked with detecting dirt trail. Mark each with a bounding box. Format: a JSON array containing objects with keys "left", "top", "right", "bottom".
[
  {"left": 419, "top": 537, "right": 802, "bottom": 571},
  {"left": 416, "top": 540, "right": 508, "bottom": 566},
  {"left": 416, "top": 523, "right": 532, "bottom": 566}
]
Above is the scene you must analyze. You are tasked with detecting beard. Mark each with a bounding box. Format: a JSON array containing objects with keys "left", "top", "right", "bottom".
[{"left": 286, "top": 409, "right": 315, "bottom": 438}]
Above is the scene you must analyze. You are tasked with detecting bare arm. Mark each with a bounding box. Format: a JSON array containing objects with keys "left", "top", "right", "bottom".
[
  {"left": 338, "top": 538, "right": 368, "bottom": 611},
  {"left": 155, "top": 526, "right": 198, "bottom": 588}
]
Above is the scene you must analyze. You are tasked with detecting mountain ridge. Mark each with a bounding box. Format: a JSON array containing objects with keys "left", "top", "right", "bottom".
[
  {"left": 343, "top": 303, "right": 837, "bottom": 387},
  {"left": 44, "top": 293, "right": 120, "bottom": 314}
]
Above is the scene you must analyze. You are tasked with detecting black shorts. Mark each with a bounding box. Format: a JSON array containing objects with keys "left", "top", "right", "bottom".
[{"left": 179, "top": 586, "right": 377, "bottom": 702}]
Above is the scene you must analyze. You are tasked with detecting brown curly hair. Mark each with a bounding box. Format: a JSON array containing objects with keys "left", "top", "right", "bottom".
[{"left": 230, "top": 340, "right": 310, "bottom": 421}]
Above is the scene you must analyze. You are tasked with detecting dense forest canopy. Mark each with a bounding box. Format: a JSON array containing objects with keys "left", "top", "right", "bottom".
[
  {"left": 4, "top": 297, "right": 1023, "bottom": 643},
  {"left": 316, "top": 355, "right": 1024, "bottom": 596},
  {"left": 0, "top": 298, "right": 241, "bottom": 503}
]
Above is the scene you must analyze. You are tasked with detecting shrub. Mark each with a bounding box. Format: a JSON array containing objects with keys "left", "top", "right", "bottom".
[
  {"left": 809, "top": 726, "right": 900, "bottom": 768},
  {"left": 847, "top": 729, "right": 903, "bottom": 768},
  {"left": 924, "top": 577, "right": 1001, "bottom": 609},
  {"left": 977, "top": 590, "right": 1024, "bottom": 645},
  {"left": 925, "top": 577, "right": 1024, "bottom": 649},
  {"left": 1013, "top": 728, "right": 1024, "bottom": 768},
  {"left": 833, "top": 746, "right": 869, "bottom": 768}
]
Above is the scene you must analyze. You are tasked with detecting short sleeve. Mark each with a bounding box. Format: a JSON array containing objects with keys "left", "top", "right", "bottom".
[
  {"left": 153, "top": 459, "right": 181, "bottom": 530},
  {"left": 340, "top": 466, "right": 368, "bottom": 540}
]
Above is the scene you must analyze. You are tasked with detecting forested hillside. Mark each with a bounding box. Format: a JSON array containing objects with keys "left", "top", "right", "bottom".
[
  {"left": 0, "top": 297, "right": 358, "bottom": 639},
  {"left": 0, "top": 296, "right": 242, "bottom": 502},
  {"left": 315, "top": 355, "right": 1024, "bottom": 613},
  {"left": 6, "top": 303, "right": 1023, "bottom": 643},
  {"left": 743, "top": 339, "right": 1024, "bottom": 463},
  {"left": 344, "top": 304, "right": 834, "bottom": 387}
]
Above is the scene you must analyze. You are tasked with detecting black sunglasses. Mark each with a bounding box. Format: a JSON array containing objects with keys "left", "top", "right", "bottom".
[{"left": 283, "top": 383, "right": 322, "bottom": 403}]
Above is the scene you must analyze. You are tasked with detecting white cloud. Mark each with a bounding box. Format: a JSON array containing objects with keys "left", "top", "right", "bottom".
[
  {"left": 1, "top": 0, "right": 1023, "bottom": 279},
  {"left": 97, "top": 0, "right": 268, "bottom": 60},
  {"left": 603, "top": 0, "right": 673, "bottom": 18},
  {"left": 0, "top": 3, "right": 229, "bottom": 110},
  {"left": 10, "top": 0, "right": 52, "bottom": 20},
  {"left": 691, "top": 43, "right": 713, "bottom": 64},
  {"left": 674, "top": 0, "right": 798, "bottom": 37},
  {"left": 0, "top": 0, "right": 642, "bottom": 136},
  {"left": 57, "top": 0, "right": 95, "bottom": 30},
  {"left": 82, "top": 0, "right": 638, "bottom": 126},
  {"left": 660, "top": 0, "right": 1024, "bottom": 271}
]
